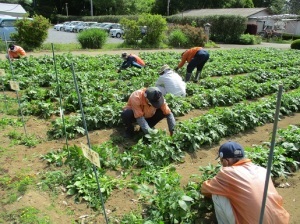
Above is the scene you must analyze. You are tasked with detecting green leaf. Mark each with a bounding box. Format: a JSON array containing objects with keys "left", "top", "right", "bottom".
[
  {"left": 178, "top": 200, "right": 188, "bottom": 211},
  {"left": 181, "top": 195, "right": 193, "bottom": 201}
]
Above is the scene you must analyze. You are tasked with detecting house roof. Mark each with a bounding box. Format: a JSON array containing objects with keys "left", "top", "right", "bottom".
[
  {"left": 0, "top": 3, "right": 27, "bottom": 17},
  {"left": 175, "top": 8, "right": 268, "bottom": 18}
]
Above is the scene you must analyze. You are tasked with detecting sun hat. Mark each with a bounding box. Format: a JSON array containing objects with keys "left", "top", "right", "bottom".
[
  {"left": 145, "top": 87, "right": 164, "bottom": 108},
  {"left": 215, "top": 141, "right": 245, "bottom": 160},
  {"left": 9, "top": 44, "right": 15, "bottom": 50},
  {"left": 159, "top": 64, "right": 170, "bottom": 74},
  {"left": 121, "top": 52, "right": 127, "bottom": 58}
]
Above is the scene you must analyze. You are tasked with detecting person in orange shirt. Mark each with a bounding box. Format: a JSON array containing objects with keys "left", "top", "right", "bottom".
[
  {"left": 121, "top": 87, "right": 175, "bottom": 138},
  {"left": 175, "top": 47, "right": 209, "bottom": 82},
  {"left": 6, "top": 44, "right": 26, "bottom": 60},
  {"left": 117, "top": 52, "right": 145, "bottom": 73},
  {"left": 201, "top": 141, "right": 290, "bottom": 224}
]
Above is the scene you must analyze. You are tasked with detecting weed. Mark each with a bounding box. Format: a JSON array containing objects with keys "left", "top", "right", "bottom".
[
  {"left": 4, "top": 207, "right": 50, "bottom": 224},
  {"left": 6, "top": 130, "right": 41, "bottom": 147}
]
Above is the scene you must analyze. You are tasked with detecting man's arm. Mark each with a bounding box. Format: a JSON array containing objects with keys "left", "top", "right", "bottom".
[
  {"left": 136, "top": 117, "right": 151, "bottom": 134},
  {"left": 177, "top": 51, "right": 188, "bottom": 69},
  {"left": 166, "top": 112, "right": 175, "bottom": 134}
]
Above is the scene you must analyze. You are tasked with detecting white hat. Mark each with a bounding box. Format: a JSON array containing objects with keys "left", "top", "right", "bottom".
[{"left": 159, "top": 64, "right": 170, "bottom": 74}]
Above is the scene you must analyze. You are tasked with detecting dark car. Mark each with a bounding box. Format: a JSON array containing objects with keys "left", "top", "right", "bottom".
[{"left": 100, "top": 23, "right": 122, "bottom": 33}]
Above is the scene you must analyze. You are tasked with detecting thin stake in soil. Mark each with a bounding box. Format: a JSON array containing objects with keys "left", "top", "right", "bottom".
[
  {"left": 70, "top": 63, "right": 109, "bottom": 224},
  {"left": 51, "top": 43, "right": 69, "bottom": 154}
]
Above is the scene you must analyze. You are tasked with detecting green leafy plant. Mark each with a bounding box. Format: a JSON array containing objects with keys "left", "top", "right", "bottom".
[
  {"left": 168, "top": 29, "right": 188, "bottom": 48},
  {"left": 11, "top": 15, "right": 51, "bottom": 50},
  {"left": 6, "top": 130, "right": 41, "bottom": 147},
  {"left": 138, "top": 14, "right": 167, "bottom": 47},
  {"left": 77, "top": 28, "right": 108, "bottom": 49}
]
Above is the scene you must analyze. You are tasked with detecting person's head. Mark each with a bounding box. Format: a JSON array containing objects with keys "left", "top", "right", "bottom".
[
  {"left": 216, "top": 141, "right": 245, "bottom": 167},
  {"left": 144, "top": 87, "right": 164, "bottom": 108},
  {"left": 9, "top": 44, "right": 15, "bottom": 51},
  {"left": 159, "top": 64, "right": 171, "bottom": 75},
  {"left": 121, "top": 52, "right": 128, "bottom": 60}
]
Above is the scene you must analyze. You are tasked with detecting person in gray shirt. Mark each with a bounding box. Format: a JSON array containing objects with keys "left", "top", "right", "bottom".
[{"left": 155, "top": 64, "right": 186, "bottom": 97}]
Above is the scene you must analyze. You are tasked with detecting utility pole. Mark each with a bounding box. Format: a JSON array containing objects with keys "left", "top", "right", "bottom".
[
  {"left": 65, "top": 3, "right": 68, "bottom": 17},
  {"left": 90, "top": 0, "right": 93, "bottom": 16}
]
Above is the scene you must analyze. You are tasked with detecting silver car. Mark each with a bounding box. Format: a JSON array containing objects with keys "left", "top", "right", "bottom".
[
  {"left": 54, "top": 21, "right": 70, "bottom": 31},
  {"left": 75, "top": 22, "right": 98, "bottom": 32},
  {"left": 110, "top": 28, "right": 124, "bottom": 38},
  {"left": 64, "top": 21, "right": 83, "bottom": 32}
]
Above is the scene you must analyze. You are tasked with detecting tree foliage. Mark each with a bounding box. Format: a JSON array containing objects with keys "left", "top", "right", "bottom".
[
  {"left": 11, "top": 14, "right": 50, "bottom": 50},
  {"left": 138, "top": 14, "right": 167, "bottom": 47}
]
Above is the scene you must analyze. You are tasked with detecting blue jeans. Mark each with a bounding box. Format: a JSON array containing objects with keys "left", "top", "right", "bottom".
[
  {"left": 121, "top": 109, "right": 165, "bottom": 134},
  {"left": 187, "top": 49, "right": 210, "bottom": 73}
]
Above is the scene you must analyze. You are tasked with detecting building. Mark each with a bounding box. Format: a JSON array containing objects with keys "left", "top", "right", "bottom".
[
  {"left": 177, "top": 8, "right": 270, "bottom": 19},
  {"left": 0, "top": 3, "right": 27, "bottom": 17},
  {"left": 175, "top": 8, "right": 300, "bottom": 35}
]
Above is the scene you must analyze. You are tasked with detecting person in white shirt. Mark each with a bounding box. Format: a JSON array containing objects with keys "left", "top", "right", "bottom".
[{"left": 155, "top": 64, "right": 186, "bottom": 97}]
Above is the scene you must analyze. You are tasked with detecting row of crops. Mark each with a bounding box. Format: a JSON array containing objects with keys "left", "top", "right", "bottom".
[{"left": 1, "top": 48, "right": 300, "bottom": 223}]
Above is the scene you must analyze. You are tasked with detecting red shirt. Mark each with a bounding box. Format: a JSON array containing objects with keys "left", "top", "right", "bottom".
[
  {"left": 8, "top": 45, "right": 26, "bottom": 59},
  {"left": 177, "top": 47, "right": 202, "bottom": 69}
]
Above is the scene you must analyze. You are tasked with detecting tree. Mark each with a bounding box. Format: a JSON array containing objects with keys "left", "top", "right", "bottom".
[
  {"left": 138, "top": 13, "right": 167, "bottom": 47},
  {"left": 269, "top": 0, "right": 286, "bottom": 14},
  {"left": 288, "top": 0, "right": 300, "bottom": 14},
  {"left": 11, "top": 14, "right": 51, "bottom": 50}
]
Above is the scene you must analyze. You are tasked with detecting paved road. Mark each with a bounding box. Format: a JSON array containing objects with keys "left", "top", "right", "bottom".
[{"left": 45, "top": 28, "right": 124, "bottom": 44}]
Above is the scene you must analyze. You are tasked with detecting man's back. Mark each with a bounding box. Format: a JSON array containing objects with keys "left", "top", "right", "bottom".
[
  {"left": 156, "top": 70, "right": 186, "bottom": 96},
  {"left": 202, "top": 160, "right": 290, "bottom": 223}
]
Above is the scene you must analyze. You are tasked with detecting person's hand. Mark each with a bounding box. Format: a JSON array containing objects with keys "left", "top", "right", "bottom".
[
  {"left": 170, "top": 131, "right": 173, "bottom": 136},
  {"left": 174, "top": 67, "right": 179, "bottom": 72}
]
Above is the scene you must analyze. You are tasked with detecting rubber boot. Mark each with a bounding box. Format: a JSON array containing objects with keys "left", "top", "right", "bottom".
[
  {"left": 185, "top": 73, "right": 192, "bottom": 82},
  {"left": 194, "top": 71, "right": 201, "bottom": 82}
]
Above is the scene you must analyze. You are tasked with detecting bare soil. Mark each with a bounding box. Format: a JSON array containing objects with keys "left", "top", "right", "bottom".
[{"left": 0, "top": 107, "right": 299, "bottom": 223}]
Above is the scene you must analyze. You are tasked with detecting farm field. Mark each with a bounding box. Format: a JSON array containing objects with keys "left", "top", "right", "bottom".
[{"left": 0, "top": 47, "right": 300, "bottom": 223}]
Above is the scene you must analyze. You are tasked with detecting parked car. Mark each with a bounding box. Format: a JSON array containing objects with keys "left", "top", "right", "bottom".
[
  {"left": 62, "top": 22, "right": 71, "bottom": 31},
  {"left": 75, "top": 22, "right": 98, "bottom": 32},
  {"left": 100, "top": 23, "right": 122, "bottom": 33},
  {"left": 87, "top": 22, "right": 111, "bottom": 30},
  {"left": 0, "top": 16, "right": 32, "bottom": 41},
  {"left": 54, "top": 22, "right": 70, "bottom": 31},
  {"left": 64, "top": 21, "right": 83, "bottom": 32},
  {"left": 109, "top": 28, "right": 124, "bottom": 38}
]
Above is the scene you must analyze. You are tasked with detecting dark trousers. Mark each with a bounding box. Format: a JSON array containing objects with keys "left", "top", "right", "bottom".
[
  {"left": 121, "top": 109, "right": 165, "bottom": 133},
  {"left": 187, "top": 49, "right": 210, "bottom": 73}
]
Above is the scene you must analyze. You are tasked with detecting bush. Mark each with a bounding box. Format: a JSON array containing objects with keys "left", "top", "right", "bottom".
[
  {"left": 238, "top": 34, "right": 261, "bottom": 45},
  {"left": 282, "top": 33, "right": 300, "bottom": 41},
  {"left": 291, "top": 39, "right": 300, "bottom": 50},
  {"left": 77, "top": 28, "right": 107, "bottom": 49},
  {"left": 11, "top": 14, "right": 50, "bottom": 50},
  {"left": 138, "top": 14, "right": 167, "bottom": 47},
  {"left": 168, "top": 29, "right": 188, "bottom": 48},
  {"left": 120, "top": 18, "right": 141, "bottom": 46},
  {"left": 168, "top": 24, "right": 206, "bottom": 47}
]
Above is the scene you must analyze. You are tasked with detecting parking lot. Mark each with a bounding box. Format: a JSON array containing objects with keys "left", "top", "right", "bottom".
[{"left": 45, "top": 28, "right": 124, "bottom": 44}]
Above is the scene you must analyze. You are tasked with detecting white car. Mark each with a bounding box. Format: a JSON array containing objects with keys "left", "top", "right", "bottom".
[
  {"left": 110, "top": 28, "right": 124, "bottom": 38},
  {"left": 54, "top": 22, "right": 70, "bottom": 31},
  {"left": 75, "top": 22, "right": 98, "bottom": 32},
  {"left": 64, "top": 21, "right": 83, "bottom": 32}
]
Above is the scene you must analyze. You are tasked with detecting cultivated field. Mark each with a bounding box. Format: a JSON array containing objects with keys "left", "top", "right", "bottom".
[{"left": 0, "top": 47, "right": 299, "bottom": 223}]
